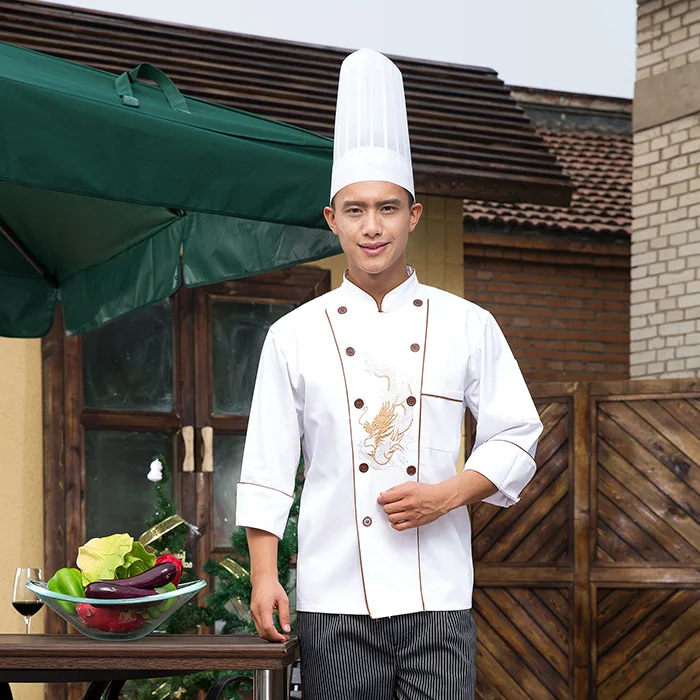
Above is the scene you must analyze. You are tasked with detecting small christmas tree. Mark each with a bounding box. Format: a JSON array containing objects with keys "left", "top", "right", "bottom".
[
  {"left": 140, "top": 455, "right": 205, "bottom": 634},
  {"left": 204, "top": 460, "right": 303, "bottom": 634},
  {"left": 124, "top": 456, "right": 303, "bottom": 700}
]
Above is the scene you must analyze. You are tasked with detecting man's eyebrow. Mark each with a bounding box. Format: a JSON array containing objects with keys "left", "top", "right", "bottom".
[{"left": 340, "top": 198, "right": 403, "bottom": 208}]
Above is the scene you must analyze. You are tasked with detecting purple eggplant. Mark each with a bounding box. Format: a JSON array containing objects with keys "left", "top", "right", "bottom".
[
  {"left": 85, "top": 581, "right": 160, "bottom": 609},
  {"left": 101, "top": 562, "right": 178, "bottom": 589}
]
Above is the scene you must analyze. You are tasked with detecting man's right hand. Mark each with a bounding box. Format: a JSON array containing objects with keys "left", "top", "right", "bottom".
[{"left": 250, "top": 575, "right": 291, "bottom": 643}]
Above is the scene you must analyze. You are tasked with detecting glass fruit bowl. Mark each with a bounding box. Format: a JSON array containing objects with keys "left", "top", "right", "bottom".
[{"left": 27, "top": 579, "right": 206, "bottom": 641}]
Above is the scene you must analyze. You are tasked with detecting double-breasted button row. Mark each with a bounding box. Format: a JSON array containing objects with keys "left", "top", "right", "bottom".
[
  {"left": 362, "top": 516, "right": 372, "bottom": 527},
  {"left": 354, "top": 398, "right": 364, "bottom": 409},
  {"left": 359, "top": 463, "right": 369, "bottom": 473},
  {"left": 346, "top": 345, "right": 419, "bottom": 356},
  {"left": 407, "top": 466, "right": 417, "bottom": 476},
  {"left": 406, "top": 396, "right": 416, "bottom": 407},
  {"left": 340, "top": 300, "right": 423, "bottom": 313}
]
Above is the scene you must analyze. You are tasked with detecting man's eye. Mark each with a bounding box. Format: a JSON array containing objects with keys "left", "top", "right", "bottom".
[
  {"left": 382, "top": 206, "right": 397, "bottom": 213},
  {"left": 347, "top": 208, "right": 362, "bottom": 215}
]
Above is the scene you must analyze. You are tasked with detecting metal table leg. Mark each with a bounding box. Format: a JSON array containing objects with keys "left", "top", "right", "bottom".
[
  {"left": 83, "top": 682, "right": 110, "bottom": 700},
  {"left": 253, "top": 669, "right": 288, "bottom": 700},
  {"left": 204, "top": 675, "right": 252, "bottom": 699},
  {"left": 105, "top": 680, "right": 126, "bottom": 699}
]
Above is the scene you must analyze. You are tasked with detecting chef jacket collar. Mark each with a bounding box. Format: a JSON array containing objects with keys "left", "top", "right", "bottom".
[{"left": 340, "top": 266, "right": 420, "bottom": 313}]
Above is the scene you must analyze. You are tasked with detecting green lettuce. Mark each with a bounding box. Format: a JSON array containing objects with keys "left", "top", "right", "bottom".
[
  {"left": 114, "top": 541, "right": 156, "bottom": 579},
  {"left": 77, "top": 533, "right": 156, "bottom": 585}
]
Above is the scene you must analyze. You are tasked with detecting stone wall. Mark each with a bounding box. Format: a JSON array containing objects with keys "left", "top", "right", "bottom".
[{"left": 632, "top": 0, "right": 700, "bottom": 377}]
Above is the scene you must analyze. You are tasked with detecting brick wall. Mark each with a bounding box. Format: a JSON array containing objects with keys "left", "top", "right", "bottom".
[
  {"left": 464, "top": 230, "right": 630, "bottom": 382},
  {"left": 632, "top": 0, "right": 700, "bottom": 378},
  {"left": 637, "top": 0, "right": 700, "bottom": 80}
]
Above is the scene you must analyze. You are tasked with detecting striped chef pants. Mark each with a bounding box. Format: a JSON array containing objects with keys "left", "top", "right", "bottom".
[{"left": 296, "top": 610, "right": 476, "bottom": 700}]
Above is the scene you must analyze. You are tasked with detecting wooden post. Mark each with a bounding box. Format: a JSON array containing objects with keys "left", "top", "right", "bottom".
[{"left": 572, "top": 382, "right": 592, "bottom": 699}]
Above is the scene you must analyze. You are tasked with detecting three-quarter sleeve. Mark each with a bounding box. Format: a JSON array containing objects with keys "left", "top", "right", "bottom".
[
  {"left": 235, "top": 328, "right": 303, "bottom": 538},
  {"left": 463, "top": 313, "right": 543, "bottom": 507}
]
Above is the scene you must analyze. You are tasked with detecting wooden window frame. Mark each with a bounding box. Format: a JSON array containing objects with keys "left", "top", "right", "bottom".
[{"left": 41, "top": 267, "right": 331, "bottom": 638}]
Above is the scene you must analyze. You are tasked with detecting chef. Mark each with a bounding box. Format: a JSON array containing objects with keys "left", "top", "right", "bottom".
[{"left": 236, "top": 48, "right": 543, "bottom": 700}]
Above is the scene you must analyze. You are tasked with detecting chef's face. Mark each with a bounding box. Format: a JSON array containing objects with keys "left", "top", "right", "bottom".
[{"left": 324, "top": 181, "right": 422, "bottom": 280}]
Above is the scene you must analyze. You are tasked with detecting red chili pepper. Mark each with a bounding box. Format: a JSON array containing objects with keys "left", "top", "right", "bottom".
[{"left": 155, "top": 554, "right": 183, "bottom": 586}]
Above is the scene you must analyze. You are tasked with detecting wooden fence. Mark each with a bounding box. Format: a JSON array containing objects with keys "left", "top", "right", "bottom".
[{"left": 469, "top": 379, "right": 700, "bottom": 700}]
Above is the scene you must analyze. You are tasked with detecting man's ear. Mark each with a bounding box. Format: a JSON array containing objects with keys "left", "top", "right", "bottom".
[
  {"left": 324, "top": 205, "right": 338, "bottom": 236},
  {"left": 408, "top": 202, "right": 423, "bottom": 233}
]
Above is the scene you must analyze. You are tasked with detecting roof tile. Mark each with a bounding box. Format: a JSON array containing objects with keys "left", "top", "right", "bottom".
[{"left": 463, "top": 129, "right": 631, "bottom": 237}]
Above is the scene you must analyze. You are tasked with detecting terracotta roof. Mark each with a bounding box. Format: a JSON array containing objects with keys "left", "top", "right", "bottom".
[
  {"left": 0, "top": 0, "right": 572, "bottom": 206},
  {"left": 463, "top": 128, "right": 632, "bottom": 237}
]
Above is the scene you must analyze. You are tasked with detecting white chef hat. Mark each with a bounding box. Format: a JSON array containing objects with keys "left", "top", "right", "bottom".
[{"left": 330, "top": 48, "right": 414, "bottom": 202}]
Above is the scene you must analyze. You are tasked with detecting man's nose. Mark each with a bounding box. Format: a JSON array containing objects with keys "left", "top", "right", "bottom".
[{"left": 362, "top": 210, "right": 382, "bottom": 236}]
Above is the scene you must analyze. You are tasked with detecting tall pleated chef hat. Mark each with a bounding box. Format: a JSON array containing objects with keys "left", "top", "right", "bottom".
[{"left": 330, "top": 48, "right": 414, "bottom": 202}]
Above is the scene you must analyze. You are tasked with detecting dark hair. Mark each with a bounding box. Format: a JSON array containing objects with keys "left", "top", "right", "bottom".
[{"left": 331, "top": 187, "right": 415, "bottom": 210}]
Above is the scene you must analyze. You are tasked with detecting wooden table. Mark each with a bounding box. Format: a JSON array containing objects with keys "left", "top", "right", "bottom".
[{"left": 0, "top": 634, "right": 299, "bottom": 700}]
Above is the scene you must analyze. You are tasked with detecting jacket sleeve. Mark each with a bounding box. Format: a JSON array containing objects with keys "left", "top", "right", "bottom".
[
  {"left": 463, "top": 312, "right": 543, "bottom": 508},
  {"left": 235, "top": 328, "right": 303, "bottom": 538}
]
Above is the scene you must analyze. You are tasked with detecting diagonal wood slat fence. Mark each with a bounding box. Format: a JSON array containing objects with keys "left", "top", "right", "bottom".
[{"left": 468, "top": 380, "right": 700, "bottom": 700}]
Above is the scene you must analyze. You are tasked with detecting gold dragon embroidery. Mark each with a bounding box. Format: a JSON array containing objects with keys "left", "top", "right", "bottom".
[{"left": 358, "top": 368, "right": 414, "bottom": 467}]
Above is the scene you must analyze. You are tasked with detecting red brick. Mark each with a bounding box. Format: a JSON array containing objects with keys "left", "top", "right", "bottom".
[{"left": 464, "top": 247, "right": 630, "bottom": 381}]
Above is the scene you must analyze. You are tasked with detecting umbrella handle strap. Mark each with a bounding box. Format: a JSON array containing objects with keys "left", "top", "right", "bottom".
[{"left": 115, "top": 63, "right": 190, "bottom": 113}]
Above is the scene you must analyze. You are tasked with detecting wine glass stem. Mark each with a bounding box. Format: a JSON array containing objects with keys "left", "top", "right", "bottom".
[{"left": 24, "top": 616, "right": 30, "bottom": 634}]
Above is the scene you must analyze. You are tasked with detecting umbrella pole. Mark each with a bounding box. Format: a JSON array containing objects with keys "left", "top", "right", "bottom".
[{"left": 0, "top": 217, "right": 57, "bottom": 286}]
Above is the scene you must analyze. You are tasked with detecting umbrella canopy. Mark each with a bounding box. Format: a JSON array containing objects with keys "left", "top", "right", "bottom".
[{"left": 0, "top": 41, "right": 340, "bottom": 337}]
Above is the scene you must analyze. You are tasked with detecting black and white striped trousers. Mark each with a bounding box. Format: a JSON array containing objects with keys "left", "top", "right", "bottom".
[{"left": 296, "top": 610, "right": 476, "bottom": 700}]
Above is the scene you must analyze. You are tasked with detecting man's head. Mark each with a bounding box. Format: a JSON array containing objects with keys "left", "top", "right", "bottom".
[{"left": 324, "top": 181, "right": 422, "bottom": 279}]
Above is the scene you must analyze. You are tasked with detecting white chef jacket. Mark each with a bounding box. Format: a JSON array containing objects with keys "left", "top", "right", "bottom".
[{"left": 236, "top": 269, "right": 542, "bottom": 618}]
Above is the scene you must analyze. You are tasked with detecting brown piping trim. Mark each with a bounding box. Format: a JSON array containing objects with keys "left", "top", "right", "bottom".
[
  {"left": 415, "top": 298, "right": 430, "bottom": 611},
  {"left": 343, "top": 267, "right": 417, "bottom": 313},
  {"left": 421, "top": 392, "right": 462, "bottom": 403},
  {"left": 237, "top": 482, "right": 294, "bottom": 500},
  {"left": 325, "top": 308, "right": 371, "bottom": 617},
  {"left": 488, "top": 438, "right": 537, "bottom": 464}
]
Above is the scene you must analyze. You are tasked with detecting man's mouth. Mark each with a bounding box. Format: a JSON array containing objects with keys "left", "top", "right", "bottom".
[{"left": 360, "top": 242, "right": 390, "bottom": 255}]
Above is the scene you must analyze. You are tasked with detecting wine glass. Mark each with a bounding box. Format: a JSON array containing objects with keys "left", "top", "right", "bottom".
[{"left": 12, "top": 568, "right": 43, "bottom": 634}]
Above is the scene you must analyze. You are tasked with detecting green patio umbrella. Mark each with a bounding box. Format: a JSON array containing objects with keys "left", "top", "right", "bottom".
[{"left": 0, "top": 41, "right": 341, "bottom": 337}]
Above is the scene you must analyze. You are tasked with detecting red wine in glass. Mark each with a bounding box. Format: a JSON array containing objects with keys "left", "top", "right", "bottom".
[
  {"left": 12, "top": 601, "right": 43, "bottom": 617},
  {"left": 13, "top": 568, "right": 43, "bottom": 634}
]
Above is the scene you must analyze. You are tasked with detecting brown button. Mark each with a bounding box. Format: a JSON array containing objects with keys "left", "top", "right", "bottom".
[
  {"left": 414, "top": 299, "right": 423, "bottom": 307},
  {"left": 338, "top": 306, "right": 347, "bottom": 314},
  {"left": 359, "top": 463, "right": 369, "bottom": 473},
  {"left": 406, "top": 396, "right": 417, "bottom": 407},
  {"left": 411, "top": 343, "right": 420, "bottom": 352},
  {"left": 354, "top": 398, "right": 364, "bottom": 409},
  {"left": 407, "top": 466, "right": 417, "bottom": 476},
  {"left": 346, "top": 347, "right": 355, "bottom": 356},
  {"left": 362, "top": 516, "right": 372, "bottom": 527}
]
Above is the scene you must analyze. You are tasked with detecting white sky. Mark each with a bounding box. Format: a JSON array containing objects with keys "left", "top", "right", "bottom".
[{"left": 44, "top": 0, "right": 637, "bottom": 98}]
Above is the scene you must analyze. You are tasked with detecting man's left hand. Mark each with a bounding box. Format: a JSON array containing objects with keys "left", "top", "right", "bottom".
[{"left": 377, "top": 482, "right": 453, "bottom": 531}]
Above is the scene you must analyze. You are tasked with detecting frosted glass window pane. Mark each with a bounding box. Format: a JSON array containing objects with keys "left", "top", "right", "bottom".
[
  {"left": 85, "top": 430, "right": 174, "bottom": 540},
  {"left": 213, "top": 435, "right": 246, "bottom": 549},
  {"left": 83, "top": 300, "right": 174, "bottom": 412},
  {"left": 212, "top": 301, "right": 293, "bottom": 416}
]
